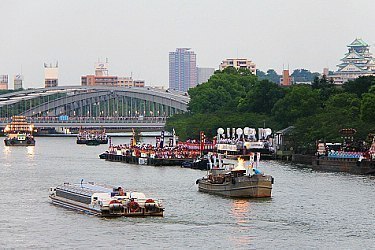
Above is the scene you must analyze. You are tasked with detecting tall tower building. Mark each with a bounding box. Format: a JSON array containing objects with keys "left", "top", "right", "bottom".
[
  {"left": 280, "top": 69, "right": 292, "bottom": 86},
  {"left": 44, "top": 62, "right": 58, "bottom": 88},
  {"left": 0, "top": 75, "right": 9, "bottom": 90},
  {"left": 14, "top": 74, "right": 23, "bottom": 90},
  {"left": 169, "top": 48, "right": 197, "bottom": 92}
]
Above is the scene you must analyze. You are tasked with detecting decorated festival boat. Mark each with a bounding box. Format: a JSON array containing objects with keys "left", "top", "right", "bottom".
[
  {"left": 49, "top": 181, "right": 164, "bottom": 217},
  {"left": 215, "top": 127, "right": 275, "bottom": 159},
  {"left": 4, "top": 116, "right": 35, "bottom": 146},
  {"left": 77, "top": 129, "right": 108, "bottom": 144},
  {"left": 99, "top": 130, "right": 213, "bottom": 166},
  {"left": 312, "top": 137, "right": 375, "bottom": 175},
  {"left": 196, "top": 153, "right": 274, "bottom": 198}
]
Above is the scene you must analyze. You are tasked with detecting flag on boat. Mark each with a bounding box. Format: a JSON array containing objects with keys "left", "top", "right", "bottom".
[
  {"left": 131, "top": 128, "right": 136, "bottom": 147},
  {"left": 172, "top": 128, "right": 176, "bottom": 147},
  {"left": 160, "top": 130, "right": 165, "bottom": 148},
  {"left": 256, "top": 152, "right": 261, "bottom": 168}
]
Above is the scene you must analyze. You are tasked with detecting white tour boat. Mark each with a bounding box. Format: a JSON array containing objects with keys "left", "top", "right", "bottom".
[{"left": 49, "top": 181, "right": 164, "bottom": 217}]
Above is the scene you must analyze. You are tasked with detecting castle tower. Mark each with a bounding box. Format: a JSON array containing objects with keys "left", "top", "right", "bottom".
[{"left": 334, "top": 38, "right": 375, "bottom": 83}]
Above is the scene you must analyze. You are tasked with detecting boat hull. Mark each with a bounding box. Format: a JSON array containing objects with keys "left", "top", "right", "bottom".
[
  {"left": 77, "top": 139, "right": 108, "bottom": 144},
  {"left": 99, "top": 152, "right": 194, "bottom": 166},
  {"left": 50, "top": 195, "right": 164, "bottom": 217},
  {"left": 4, "top": 138, "right": 35, "bottom": 146},
  {"left": 312, "top": 157, "right": 375, "bottom": 175},
  {"left": 198, "top": 175, "right": 273, "bottom": 198}
]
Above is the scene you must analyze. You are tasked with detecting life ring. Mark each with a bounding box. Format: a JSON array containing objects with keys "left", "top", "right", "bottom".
[
  {"left": 109, "top": 200, "right": 121, "bottom": 205},
  {"left": 129, "top": 201, "right": 140, "bottom": 212}
]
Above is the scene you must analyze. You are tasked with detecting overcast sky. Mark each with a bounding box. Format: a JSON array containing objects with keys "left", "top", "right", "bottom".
[{"left": 1, "top": 0, "right": 375, "bottom": 89}]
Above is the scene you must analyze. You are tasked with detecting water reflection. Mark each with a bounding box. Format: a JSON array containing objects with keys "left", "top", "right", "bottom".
[
  {"left": 230, "top": 199, "right": 250, "bottom": 223},
  {"left": 27, "top": 146, "right": 35, "bottom": 160},
  {"left": 3, "top": 144, "right": 11, "bottom": 156},
  {"left": 229, "top": 199, "right": 254, "bottom": 247}
]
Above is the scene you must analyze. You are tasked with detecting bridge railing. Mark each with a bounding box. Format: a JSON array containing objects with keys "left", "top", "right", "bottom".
[{"left": 0, "top": 116, "right": 167, "bottom": 125}]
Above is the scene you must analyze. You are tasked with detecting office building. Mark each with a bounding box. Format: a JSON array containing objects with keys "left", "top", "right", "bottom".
[{"left": 169, "top": 48, "right": 197, "bottom": 91}]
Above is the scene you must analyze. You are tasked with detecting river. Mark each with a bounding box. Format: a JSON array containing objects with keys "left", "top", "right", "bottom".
[{"left": 0, "top": 137, "right": 374, "bottom": 249}]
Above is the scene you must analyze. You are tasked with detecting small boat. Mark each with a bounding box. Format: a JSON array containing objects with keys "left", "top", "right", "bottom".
[
  {"left": 196, "top": 154, "right": 274, "bottom": 198},
  {"left": 181, "top": 154, "right": 213, "bottom": 170},
  {"left": 49, "top": 181, "right": 164, "bottom": 217},
  {"left": 4, "top": 116, "right": 35, "bottom": 146}
]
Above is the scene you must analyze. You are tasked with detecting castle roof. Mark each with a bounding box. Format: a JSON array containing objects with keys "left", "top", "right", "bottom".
[
  {"left": 342, "top": 50, "right": 365, "bottom": 60},
  {"left": 348, "top": 38, "right": 368, "bottom": 47},
  {"left": 337, "top": 63, "right": 365, "bottom": 72}
]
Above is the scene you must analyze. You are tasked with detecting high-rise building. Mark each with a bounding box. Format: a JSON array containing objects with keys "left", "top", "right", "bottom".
[
  {"left": 44, "top": 62, "right": 58, "bottom": 88},
  {"left": 197, "top": 67, "right": 215, "bottom": 85},
  {"left": 0, "top": 75, "right": 9, "bottom": 90},
  {"left": 219, "top": 58, "right": 256, "bottom": 75},
  {"left": 169, "top": 48, "right": 197, "bottom": 92},
  {"left": 81, "top": 61, "right": 144, "bottom": 87},
  {"left": 14, "top": 74, "right": 23, "bottom": 90},
  {"left": 333, "top": 38, "right": 375, "bottom": 84}
]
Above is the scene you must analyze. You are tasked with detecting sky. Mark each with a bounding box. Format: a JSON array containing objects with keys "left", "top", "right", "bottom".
[{"left": 1, "top": 0, "right": 375, "bottom": 89}]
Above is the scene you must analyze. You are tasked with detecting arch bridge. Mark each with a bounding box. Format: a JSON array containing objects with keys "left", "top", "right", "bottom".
[{"left": 0, "top": 86, "right": 189, "bottom": 118}]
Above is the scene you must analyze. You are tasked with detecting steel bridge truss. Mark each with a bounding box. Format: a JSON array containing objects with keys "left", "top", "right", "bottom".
[{"left": 0, "top": 86, "right": 189, "bottom": 118}]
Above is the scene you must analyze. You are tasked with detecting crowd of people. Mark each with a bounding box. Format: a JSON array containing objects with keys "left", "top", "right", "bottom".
[{"left": 108, "top": 143, "right": 202, "bottom": 159}]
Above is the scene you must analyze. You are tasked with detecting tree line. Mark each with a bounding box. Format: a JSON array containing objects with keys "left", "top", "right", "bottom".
[{"left": 165, "top": 67, "right": 375, "bottom": 154}]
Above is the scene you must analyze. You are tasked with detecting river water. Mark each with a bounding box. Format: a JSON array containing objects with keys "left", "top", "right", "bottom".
[{"left": 0, "top": 137, "right": 374, "bottom": 249}]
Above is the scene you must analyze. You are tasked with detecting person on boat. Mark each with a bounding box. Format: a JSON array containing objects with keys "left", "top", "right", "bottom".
[
  {"left": 253, "top": 168, "right": 262, "bottom": 175},
  {"left": 118, "top": 187, "right": 125, "bottom": 196}
]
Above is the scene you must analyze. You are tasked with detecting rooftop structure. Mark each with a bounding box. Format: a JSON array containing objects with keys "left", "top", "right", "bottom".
[
  {"left": 14, "top": 74, "right": 23, "bottom": 90},
  {"left": 333, "top": 38, "right": 375, "bottom": 84},
  {"left": 44, "top": 62, "right": 58, "bottom": 88},
  {"left": 219, "top": 58, "right": 256, "bottom": 75},
  {"left": 0, "top": 75, "right": 9, "bottom": 90},
  {"left": 81, "top": 61, "right": 144, "bottom": 88}
]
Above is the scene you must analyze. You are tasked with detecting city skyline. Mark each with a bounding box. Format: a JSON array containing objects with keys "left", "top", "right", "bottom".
[{"left": 1, "top": 0, "right": 375, "bottom": 89}]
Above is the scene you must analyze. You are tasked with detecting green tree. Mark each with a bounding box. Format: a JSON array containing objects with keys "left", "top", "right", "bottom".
[
  {"left": 188, "top": 67, "right": 257, "bottom": 114},
  {"left": 272, "top": 85, "right": 321, "bottom": 127},
  {"left": 343, "top": 76, "right": 375, "bottom": 97},
  {"left": 361, "top": 92, "right": 375, "bottom": 123},
  {"left": 238, "top": 80, "right": 285, "bottom": 114}
]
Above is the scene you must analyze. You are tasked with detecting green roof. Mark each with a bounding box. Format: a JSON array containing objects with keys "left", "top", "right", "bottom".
[{"left": 348, "top": 38, "right": 368, "bottom": 47}]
